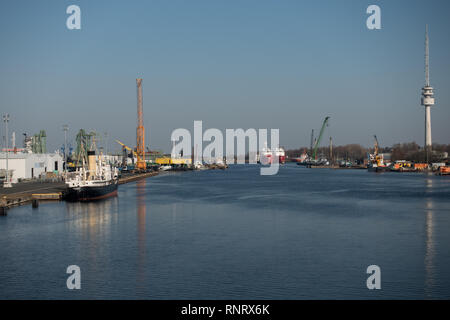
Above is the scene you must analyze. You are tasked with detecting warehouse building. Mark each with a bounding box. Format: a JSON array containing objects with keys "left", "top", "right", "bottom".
[{"left": 0, "top": 152, "right": 63, "bottom": 183}]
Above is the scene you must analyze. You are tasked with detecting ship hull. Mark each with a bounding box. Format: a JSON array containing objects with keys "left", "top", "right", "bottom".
[
  {"left": 65, "top": 180, "right": 118, "bottom": 202},
  {"left": 259, "top": 155, "right": 286, "bottom": 165},
  {"left": 368, "top": 166, "right": 390, "bottom": 173},
  {"left": 291, "top": 157, "right": 307, "bottom": 163}
]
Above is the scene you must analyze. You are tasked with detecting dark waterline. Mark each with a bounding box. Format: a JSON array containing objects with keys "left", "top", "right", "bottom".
[{"left": 1, "top": 164, "right": 450, "bottom": 299}]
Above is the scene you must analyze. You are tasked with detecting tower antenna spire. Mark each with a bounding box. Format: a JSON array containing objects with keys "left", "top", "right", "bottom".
[{"left": 425, "top": 24, "right": 429, "bottom": 86}]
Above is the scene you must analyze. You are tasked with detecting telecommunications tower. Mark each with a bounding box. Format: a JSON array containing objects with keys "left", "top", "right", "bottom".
[{"left": 421, "top": 25, "right": 435, "bottom": 164}]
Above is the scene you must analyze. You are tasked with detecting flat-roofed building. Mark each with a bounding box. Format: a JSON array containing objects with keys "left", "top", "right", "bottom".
[{"left": 0, "top": 152, "right": 63, "bottom": 183}]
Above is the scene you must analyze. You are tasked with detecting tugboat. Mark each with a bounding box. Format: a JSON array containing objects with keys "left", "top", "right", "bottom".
[
  {"left": 293, "top": 151, "right": 308, "bottom": 165},
  {"left": 65, "top": 150, "right": 119, "bottom": 202},
  {"left": 367, "top": 153, "right": 390, "bottom": 172}
]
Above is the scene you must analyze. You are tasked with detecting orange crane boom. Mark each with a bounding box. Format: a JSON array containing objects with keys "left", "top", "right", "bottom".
[{"left": 136, "top": 78, "right": 146, "bottom": 170}]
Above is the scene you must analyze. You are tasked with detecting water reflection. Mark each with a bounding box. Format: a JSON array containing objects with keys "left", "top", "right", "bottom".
[
  {"left": 65, "top": 197, "right": 119, "bottom": 269},
  {"left": 66, "top": 197, "right": 119, "bottom": 236},
  {"left": 136, "top": 180, "right": 147, "bottom": 285},
  {"left": 424, "top": 177, "right": 435, "bottom": 298}
]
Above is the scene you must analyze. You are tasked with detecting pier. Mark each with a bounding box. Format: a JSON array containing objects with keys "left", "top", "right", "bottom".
[
  {"left": 0, "top": 171, "right": 160, "bottom": 210},
  {"left": 0, "top": 181, "right": 66, "bottom": 209},
  {"left": 118, "top": 171, "right": 159, "bottom": 185}
]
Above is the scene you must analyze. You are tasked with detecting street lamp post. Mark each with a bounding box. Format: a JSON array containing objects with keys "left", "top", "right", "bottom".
[
  {"left": 104, "top": 132, "right": 108, "bottom": 156},
  {"left": 3, "top": 114, "right": 12, "bottom": 187},
  {"left": 63, "top": 125, "right": 68, "bottom": 174}
]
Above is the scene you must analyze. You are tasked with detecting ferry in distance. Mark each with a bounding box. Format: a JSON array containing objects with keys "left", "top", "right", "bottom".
[{"left": 257, "top": 146, "right": 286, "bottom": 165}]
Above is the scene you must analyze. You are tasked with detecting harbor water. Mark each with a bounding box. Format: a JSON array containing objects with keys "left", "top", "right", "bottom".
[{"left": 1, "top": 164, "right": 450, "bottom": 299}]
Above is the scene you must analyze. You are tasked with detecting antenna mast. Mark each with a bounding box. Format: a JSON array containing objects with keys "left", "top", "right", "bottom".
[{"left": 425, "top": 25, "right": 429, "bottom": 86}]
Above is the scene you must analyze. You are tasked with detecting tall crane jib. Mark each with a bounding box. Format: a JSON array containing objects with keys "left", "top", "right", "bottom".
[
  {"left": 312, "top": 116, "right": 330, "bottom": 160},
  {"left": 372, "top": 135, "right": 384, "bottom": 167},
  {"left": 136, "top": 78, "right": 146, "bottom": 170},
  {"left": 373, "top": 135, "right": 379, "bottom": 156}
]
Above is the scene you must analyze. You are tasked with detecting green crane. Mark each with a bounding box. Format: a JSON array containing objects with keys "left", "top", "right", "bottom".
[
  {"left": 31, "top": 130, "right": 47, "bottom": 154},
  {"left": 312, "top": 116, "right": 330, "bottom": 160}
]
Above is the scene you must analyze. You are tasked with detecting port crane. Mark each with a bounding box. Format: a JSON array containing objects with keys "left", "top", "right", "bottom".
[
  {"left": 312, "top": 116, "right": 330, "bottom": 160},
  {"left": 373, "top": 135, "right": 379, "bottom": 156},
  {"left": 115, "top": 79, "right": 147, "bottom": 171},
  {"left": 136, "top": 78, "right": 146, "bottom": 170},
  {"left": 372, "top": 135, "right": 384, "bottom": 166},
  {"left": 115, "top": 140, "right": 136, "bottom": 157},
  {"left": 115, "top": 140, "right": 136, "bottom": 168}
]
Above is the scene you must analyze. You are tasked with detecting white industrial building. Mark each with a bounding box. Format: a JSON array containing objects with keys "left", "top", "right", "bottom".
[{"left": 0, "top": 152, "right": 63, "bottom": 183}]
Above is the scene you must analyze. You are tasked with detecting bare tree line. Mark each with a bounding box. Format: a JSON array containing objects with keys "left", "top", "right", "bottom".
[{"left": 286, "top": 142, "right": 450, "bottom": 162}]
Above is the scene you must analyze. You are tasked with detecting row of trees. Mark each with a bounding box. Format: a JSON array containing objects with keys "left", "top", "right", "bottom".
[
  {"left": 390, "top": 142, "right": 450, "bottom": 162},
  {"left": 286, "top": 142, "right": 450, "bottom": 163},
  {"left": 286, "top": 144, "right": 368, "bottom": 162}
]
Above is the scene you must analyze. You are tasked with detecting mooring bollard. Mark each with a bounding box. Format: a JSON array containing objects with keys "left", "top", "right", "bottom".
[
  {"left": 32, "top": 199, "right": 39, "bottom": 209},
  {"left": 0, "top": 207, "right": 7, "bottom": 216}
]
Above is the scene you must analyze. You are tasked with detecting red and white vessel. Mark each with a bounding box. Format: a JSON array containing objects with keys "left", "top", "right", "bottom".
[
  {"left": 291, "top": 152, "right": 308, "bottom": 163},
  {"left": 258, "top": 146, "right": 286, "bottom": 165}
]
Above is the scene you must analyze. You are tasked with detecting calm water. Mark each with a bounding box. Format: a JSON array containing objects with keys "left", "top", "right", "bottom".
[{"left": 1, "top": 164, "right": 450, "bottom": 299}]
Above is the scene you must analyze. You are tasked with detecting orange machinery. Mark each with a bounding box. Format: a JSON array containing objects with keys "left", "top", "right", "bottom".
[
  {"left": 440, "top": 166, "right": 450, "bottom": 175},
  {"left": 414, "top": 163, "right": 429, "bottom": 171}
]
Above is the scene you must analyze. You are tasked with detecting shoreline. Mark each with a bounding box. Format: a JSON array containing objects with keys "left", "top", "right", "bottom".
[{"left": 0, "top": 171, "right": 160, "bottom": 211}]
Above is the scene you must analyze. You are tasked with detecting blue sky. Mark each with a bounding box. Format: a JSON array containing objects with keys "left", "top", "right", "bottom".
[{"left": 0, "top": 0, "right": 449, "bottom": 153}]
